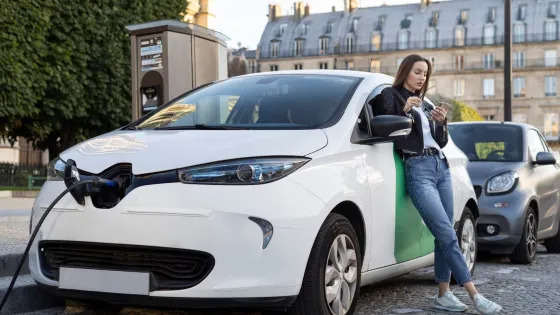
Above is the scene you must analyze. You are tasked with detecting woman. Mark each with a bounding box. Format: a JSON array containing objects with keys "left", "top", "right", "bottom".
[{"left": 373, "top": 54, "right": 502, "bottom": 315}]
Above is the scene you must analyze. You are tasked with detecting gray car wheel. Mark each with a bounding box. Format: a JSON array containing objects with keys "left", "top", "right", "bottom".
[{"left": 510, "top": 207, "right": 538, "bottom": 264}]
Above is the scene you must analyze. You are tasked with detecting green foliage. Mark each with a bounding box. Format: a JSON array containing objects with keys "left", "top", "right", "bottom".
[
  {"left": 475, "top": 142, "right": 505, "bottom": 160},
  {"left": 0, "top": 0, "right": 188, "bottom": 159}
]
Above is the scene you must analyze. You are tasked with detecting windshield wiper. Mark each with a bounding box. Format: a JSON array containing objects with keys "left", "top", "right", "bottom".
[{"left": 154, "top": 124, "right": 250, "bottom": 130}]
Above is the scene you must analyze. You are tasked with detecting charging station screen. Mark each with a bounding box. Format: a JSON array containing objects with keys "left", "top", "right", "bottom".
[{"left": 140, "top": 36, "right": 163, "bottom": 72}]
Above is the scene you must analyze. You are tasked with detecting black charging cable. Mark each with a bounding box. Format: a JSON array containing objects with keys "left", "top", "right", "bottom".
[{"left": 0, "top": 177, "right": 116, "bottom": 313}]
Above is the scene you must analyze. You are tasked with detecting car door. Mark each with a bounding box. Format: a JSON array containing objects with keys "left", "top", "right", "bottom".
[
  {"left": 528, "top": 129, "right": 560, "bottom": 237},
  {"left": 361, "top": 84, "right": 434, "bottom": 270}
]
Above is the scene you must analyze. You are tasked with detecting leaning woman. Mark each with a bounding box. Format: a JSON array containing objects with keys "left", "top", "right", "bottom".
[{"left": 372, "top": 54, "right": 502, "bottom": 315}]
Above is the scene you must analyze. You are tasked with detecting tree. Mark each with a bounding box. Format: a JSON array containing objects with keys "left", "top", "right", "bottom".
[{"left": 0, "top": 0, "right": 188, "bottom": 161}]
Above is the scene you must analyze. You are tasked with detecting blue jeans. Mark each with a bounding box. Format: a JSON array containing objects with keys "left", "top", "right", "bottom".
[{"left": 404, "top": 154, "right": 472, "bottom": 286}]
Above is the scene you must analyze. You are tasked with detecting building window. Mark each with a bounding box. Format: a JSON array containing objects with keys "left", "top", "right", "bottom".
[
  {"left": 352, "top": 18, "right": 359, "bottom": 32},
  {"left": 460, "top": 10, "right": 468, "bottom": 24},
  {"left": 371, "top": 33, "right": 381, "bottom": 51},
  {"left": 544, "top": 113, "right": 559, "bottom": 139},
  {"left": 488, "top": 7, "right": 497, "bottom": 23},
  {"left": 280, "top": 24, "right": 287, "bottom": 35},
  {"left": 518, "top": 5, "right": 527, "bottom": 20},
  {"left": 319, "top": 37, "right": 329, "bottom": 54},
  {"left": 294, "top": 39, "right": 304, "bottom": 56},
  {"left": 514, "top": 77, "right": 525, "bottom": 97},
  {"left": 270, "top": 65, "right": 279, "bottom": 71},
  {"left": 484, "top": 115, "right": 495, "bottom": 121},
  {"left": 319, "top": 62, "right": 328, "bottom": 69},
  {"left": 302, "top": 24, "right": 310, "bottom": 36},
  {"left": 483, "top": 54, "right": 495, "bottom": 69},
  {"left": 546, "top": 76, "right": 557, "bottom": 96},
  {"left": 426, "top": 56, "right": 436, "bottom": 72},
  {"left": 455, "top": 55, "right": 464, "bottom": 71},
  {"left": 294, "top": 64, "right": 303, "bottom": 70},
  {"left": 455, "top": 27, "right": 465, "bottom": 46},
  {"left": 398, "top": 30, "right": 409, "bottom": 50},
  {"left": 514, "top": 51, "right": 525, "bottom": 68},
  {"left": 346, "top": 35, "right": 354, "bottom": 53},
  {"left": 270, "top": 42, "right": 279, "bottom": 58},
  {"left": 370, "top": 59, "right": 381, "bottom": 72},
  {"left": 483, "top": 78, "right": 495, "bottom": 98},
  {"left": 326, "top": 22, "right": 334, "bottom": 34},
  {"left": 513, "top": 23, "right": 526, "bottom": 43},
  {"left": 426, "top": 28, "right": 437, "bottom": 48},
  {"left": 545, "top": 20, "right": 558, "bottom": 41},
  {"left": 513, "top": 113, "right": 528, "bottom": 124},
  {"left": 483, "top": 24, "right": 495, "bottom": 45},
  {"left": 454, "top": 79, "right": 465, "bottom": 96},
  {"left": 545, "top": 50, "right": 557, "bottom": 67},
  {"left": 344, "top": 60, "right": 354, "bottom": 70}
]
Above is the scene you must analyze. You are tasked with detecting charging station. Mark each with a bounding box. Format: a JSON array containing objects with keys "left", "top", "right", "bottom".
[{"left": 126, "top": 20, "right": 230, "bottom": 120}]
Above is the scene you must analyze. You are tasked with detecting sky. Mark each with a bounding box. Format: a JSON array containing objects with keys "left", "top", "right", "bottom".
[{"left": 213, "top": 0, "right": 423, "bottom": 50}]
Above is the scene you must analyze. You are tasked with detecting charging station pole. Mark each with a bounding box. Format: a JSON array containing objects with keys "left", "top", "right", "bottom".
[{"left": 126, "top": 20, "right": 230, "bottom": 121}]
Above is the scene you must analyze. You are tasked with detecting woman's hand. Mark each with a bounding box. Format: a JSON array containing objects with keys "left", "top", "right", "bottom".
[
  {"left": 431, "top": 106, "right": 448, "bottom": 122},
  {"left": 404, "top": 97, "right": 422, "bottom": 113}
]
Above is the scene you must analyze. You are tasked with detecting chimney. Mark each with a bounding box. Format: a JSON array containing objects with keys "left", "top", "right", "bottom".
[
  {"left": 420, "top": 0, "right": 431, "bottom": 11},
  {"left": 344, "top": 0, "right": 358, "bottom": 13},
  {"left": 268, "top": 4, "right": 283, "bottom": 22},
  {"left": 304, "top": 4, "right": 310, "bottom": 17},
  {"left": 294, "top": 1, "right": 304, "bottom": 20},
  {"left": 332, "top": 6, "right": 336, "bottom": 12}
]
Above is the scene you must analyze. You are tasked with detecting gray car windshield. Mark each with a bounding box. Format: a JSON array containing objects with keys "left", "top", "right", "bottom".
[
  {"left": 448, "top": 124, "right": 524, "bottom": 162},
  {"left": 132, "top": 74, "right": 361, "bottom": 130}
]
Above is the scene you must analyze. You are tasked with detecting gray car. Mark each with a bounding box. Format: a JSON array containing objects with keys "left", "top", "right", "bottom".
[{"left": 448, "top": 121, "right": 560, "bottom": 264}]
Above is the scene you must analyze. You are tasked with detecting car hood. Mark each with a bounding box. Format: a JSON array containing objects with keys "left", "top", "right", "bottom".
[
  {"left": 466, "top": 161, "right": 524, "bottom": 185},
  {"left": 59, "top": 129, "right": 328, "bottom": 174}
]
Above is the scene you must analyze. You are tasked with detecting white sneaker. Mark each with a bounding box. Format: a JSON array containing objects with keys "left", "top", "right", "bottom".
[
  {"left": 472, "top": 294, "right": 502, "bottom": 315},
  {"left": 434, "top": 290, "right": 468, "bottom": 312}
]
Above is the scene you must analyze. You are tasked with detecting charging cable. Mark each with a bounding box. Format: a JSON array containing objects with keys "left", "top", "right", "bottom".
[{"left": 0, "top": 177, "right": 117, "bottom": 313}]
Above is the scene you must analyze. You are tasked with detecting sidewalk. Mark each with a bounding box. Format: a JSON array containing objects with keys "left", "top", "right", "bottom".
[{"left": 0, "top": 197, "right": 36, "bottom": 210}]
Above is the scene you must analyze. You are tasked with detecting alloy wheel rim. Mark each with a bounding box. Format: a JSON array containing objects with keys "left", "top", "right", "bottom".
[
  {"left": 526, "top": 213, "right": 537, "bottom": 258},
  {"left": 461, "top": 218, "right": 476, "bottom": 272},
  {"left": 325, "top": 234, "right": 358, "bottom": 315}
]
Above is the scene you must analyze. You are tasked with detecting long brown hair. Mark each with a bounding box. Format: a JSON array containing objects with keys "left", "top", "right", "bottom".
[{"left": 392, "top": 54, "right": 432, "bottom": 99}]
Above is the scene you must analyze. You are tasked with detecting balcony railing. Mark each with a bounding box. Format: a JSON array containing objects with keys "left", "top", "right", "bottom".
[{"left": 260, "top": 32, "right": 559, "bottom": 59}]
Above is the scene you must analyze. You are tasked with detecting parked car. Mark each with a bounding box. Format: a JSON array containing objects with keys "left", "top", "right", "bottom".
[
  {"left": 30, "top": 70, "right": 479, "bottom": 315},
  {"left": 448, "top": 121, "right": 560, "bottom": 264}
]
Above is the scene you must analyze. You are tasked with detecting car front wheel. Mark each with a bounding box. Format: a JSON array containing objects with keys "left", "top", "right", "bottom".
[
  {"left": 510, "top": 207, "right": 538, "bottom": 264},
  {"left": 287, "top": 213, "right": 362, "bottom": 315}
]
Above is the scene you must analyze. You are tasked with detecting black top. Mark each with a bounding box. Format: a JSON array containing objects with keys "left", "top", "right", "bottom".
[{"left": 370, "top": 85, "right": 448, "bottom": 156}]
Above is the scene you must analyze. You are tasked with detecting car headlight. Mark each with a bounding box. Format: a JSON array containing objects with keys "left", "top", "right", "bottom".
[
  {"left": 177, "top": 157, "right": 310, "bottom": 185},
  {"left": 486, "top": 171, "right": 519, "bottom": 195},
  {"left": 47, "top": 157, "right": 65, "bottom": 181}
]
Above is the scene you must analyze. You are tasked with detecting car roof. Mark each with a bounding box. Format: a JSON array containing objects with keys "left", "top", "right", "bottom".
[
  {"left": 232, "top": 70, "right": 394, "bottom": 81},
  {"left": 449, "top": 121, "right": 533, "bottom": 130}
]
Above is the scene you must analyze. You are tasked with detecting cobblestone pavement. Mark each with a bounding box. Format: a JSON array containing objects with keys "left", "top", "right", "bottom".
[{"left": 28, "top": 245, "right": 560, "bottom": 315}]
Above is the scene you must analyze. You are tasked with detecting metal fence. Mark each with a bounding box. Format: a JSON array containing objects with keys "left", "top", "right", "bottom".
[{"left": 0, "top": 163, "right": 48, "bottom": 189}]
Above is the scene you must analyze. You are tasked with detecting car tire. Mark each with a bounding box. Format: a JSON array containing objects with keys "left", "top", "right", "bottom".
[
  {"left": 451, "top": 207, "right": 477, "bottom": 284},
  {"left": 544, "top": 224, "right": 560, "bottom": 253},
  {"left": 286, "top": 213, "right": 362, "bottom": 315},
  {"left": 510, "top": 207, "right": 538, "bottom": 264}
]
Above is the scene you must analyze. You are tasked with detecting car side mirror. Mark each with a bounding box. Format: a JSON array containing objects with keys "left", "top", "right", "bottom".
[
  {"left": 354, "top": 115, "right": 412, "bottom": 145},
  {"left": 535, "top": 152, "right": 556, "bottom": 165}
]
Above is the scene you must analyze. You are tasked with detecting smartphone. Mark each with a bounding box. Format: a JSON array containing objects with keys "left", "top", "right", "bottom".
[{"left": 438, "top": 102, "right": 451, "bottom": 111}]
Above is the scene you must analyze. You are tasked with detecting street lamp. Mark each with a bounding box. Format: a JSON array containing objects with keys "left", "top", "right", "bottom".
[{"left": 504, "top": 0, "right": 512, "bottom": 121}]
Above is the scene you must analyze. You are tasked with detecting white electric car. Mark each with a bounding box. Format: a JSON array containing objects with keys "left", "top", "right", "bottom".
[{"left": 29, "top": 70, "right": 479, "bottom": 315}]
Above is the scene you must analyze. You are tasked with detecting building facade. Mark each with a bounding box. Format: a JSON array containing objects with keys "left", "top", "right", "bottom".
[{"left": 248, "top": 0, "right": 560, "bottom": 141}]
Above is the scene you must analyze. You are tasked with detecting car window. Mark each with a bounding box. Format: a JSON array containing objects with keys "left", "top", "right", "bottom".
[
  {"left": 448, "top": 124, "right": 524, "bottom": 162},
  {"left": 527, "top": 129, "right": 547, "bottom": 160},
  {"left": 132, "top": 74, "right": 362, "bottom": 130}
]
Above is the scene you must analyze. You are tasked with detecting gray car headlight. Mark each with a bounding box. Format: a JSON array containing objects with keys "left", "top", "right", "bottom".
[
  {"left": 486, "top": 171, "right": 519, "bottom": 195},
  {"left": 177, "top": 157, "right": 310, "bottom": 185},
  {"left": 47, "top": 157, "right": 65, "bottom": 181}
]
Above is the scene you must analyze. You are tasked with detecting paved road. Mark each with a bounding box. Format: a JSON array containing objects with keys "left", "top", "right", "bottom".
[
  {"left": 25, "top": 245, "right": 560, "bottom": 315},
  {"left": 0, "top": 198, "right": 34, "bottom": 218}
]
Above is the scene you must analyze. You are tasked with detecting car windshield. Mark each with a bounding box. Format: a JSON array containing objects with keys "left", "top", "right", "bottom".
[
  {"left": 448, "top": 124, "right": 524, "bottom": 162},
  {"left": 132, "top": 74, "right": 361, "bottom": 130}
]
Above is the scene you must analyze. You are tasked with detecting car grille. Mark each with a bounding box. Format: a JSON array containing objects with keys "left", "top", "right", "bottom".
[
  {"left": 39, "top": 241, "right": 215, "bottom": 290},
  {"left": 473, "top": 185, "right": 482, "bottom": 199}
]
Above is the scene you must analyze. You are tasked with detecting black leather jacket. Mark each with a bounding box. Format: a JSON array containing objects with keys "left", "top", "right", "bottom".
[{"left": 371, "top": 86, "right": 449, "bottom": 156}]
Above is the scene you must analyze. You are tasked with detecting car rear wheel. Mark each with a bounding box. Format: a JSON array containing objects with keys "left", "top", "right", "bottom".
[
  {"left": 286, "top": 213, "right": 362, "bottom": 315},
  {"left": 451, "top": 207, "right": 476, "bottom": 284},
  {"left": 544, "top": 223, "right": 560, "bottom": 253},
  {"left": 510, "top": 207, "right": 538, "bottom": 264}
]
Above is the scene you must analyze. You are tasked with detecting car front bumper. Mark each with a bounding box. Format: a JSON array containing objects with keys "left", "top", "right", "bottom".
[
  {"left": 28, "top": 178, "right": 328, "bottom": 305},
  {"left": 474, "top": 189, "right": 529, "bottom": 254}
]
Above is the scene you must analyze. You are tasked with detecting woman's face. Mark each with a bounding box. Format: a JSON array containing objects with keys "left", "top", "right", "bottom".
[{"left": 405, "top": 61, "right": 429, "bottom": 91}]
